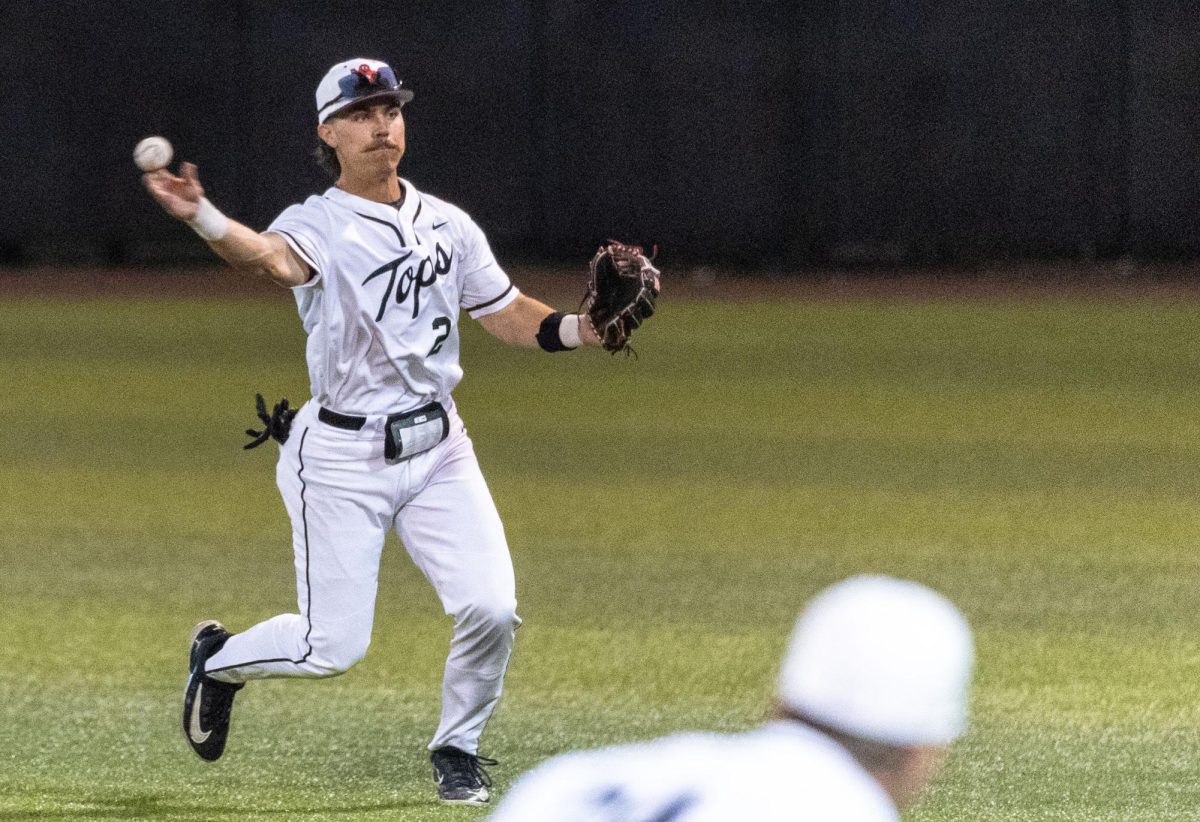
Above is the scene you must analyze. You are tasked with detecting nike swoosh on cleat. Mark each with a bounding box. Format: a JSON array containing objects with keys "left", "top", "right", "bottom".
[
  {"left": 442, "top": 789, "right": 488, "bottom": 806},
  {"left": 189, "top": 681, "right": 212, "bottom": 743}
]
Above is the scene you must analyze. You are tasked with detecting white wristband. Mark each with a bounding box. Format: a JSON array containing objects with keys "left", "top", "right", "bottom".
[
  {"left": 187, "top": 197, "right": 229, "bottom": 242},
  {"left": 560, "top": 313, "right": 582, "bottom": 349}
]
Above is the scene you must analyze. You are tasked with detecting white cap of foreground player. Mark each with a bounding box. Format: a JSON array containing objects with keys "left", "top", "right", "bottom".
[
  {"left": 315, "top": 58, "right": 415, "bottom": 123},
  {"left": 777, "top": 575, "right": 974, "bottom": 747}
]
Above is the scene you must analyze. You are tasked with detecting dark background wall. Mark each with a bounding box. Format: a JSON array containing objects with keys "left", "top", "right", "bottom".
[{"left": 3, "top": 1, "right": 1199, "bottom": 269}]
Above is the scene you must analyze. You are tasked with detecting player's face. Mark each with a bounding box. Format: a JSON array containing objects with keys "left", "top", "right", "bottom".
[{"left": 321, "top": 101, "right": 406, "bottom": 174}]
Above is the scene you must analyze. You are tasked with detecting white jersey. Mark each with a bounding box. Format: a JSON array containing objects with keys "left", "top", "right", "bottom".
[
  {"left": 267, "top": 180, "right": 519, "bottom": 415},
  {"left": 487, "top": 722, "right": 898, "bottom": 822}
]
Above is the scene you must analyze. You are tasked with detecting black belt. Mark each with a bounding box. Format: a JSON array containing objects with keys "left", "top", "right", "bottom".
[
  {"left": 318, "top": 407, "right": 367, "bottom": 430},
  {"left": 320, "top": 402, "right": 450, "bottom": 461}
]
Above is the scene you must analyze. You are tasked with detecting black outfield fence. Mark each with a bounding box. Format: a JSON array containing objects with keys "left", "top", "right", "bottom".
[{"left": 5, "top": 1, "right": 1200, "bottom": 269}]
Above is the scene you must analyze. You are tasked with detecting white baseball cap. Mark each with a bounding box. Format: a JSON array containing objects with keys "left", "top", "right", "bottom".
[
  {"left": 777, "top": 575, "right": 974, "bottom": 746},
  {"left": 315, "top": 58, "right": 414, "bottom": 124}
]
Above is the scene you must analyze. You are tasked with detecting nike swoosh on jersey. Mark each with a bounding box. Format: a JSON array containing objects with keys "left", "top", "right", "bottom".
[
  {"left": 432, "top": 220, "right": 449, "bottom": 230},
  {"left": 189, "top": 681, "right": 212, "bottom": 743}
]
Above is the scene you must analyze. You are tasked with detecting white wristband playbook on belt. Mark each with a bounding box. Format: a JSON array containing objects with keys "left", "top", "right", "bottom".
[
  {"left": 385, "top": 402, "right": 451, "bottom": 461},
  {"left": 187, "top": 197, "right": 230, "bottom": 241}
]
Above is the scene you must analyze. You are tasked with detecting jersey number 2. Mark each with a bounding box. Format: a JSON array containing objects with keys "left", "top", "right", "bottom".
[{"left": 427, "top": 316, "right": 452, "bottom": 356}]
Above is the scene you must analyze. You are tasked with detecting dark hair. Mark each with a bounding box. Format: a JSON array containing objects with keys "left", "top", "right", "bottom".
[{"left": 314, "top": 141, "right": 340, "bottom": 179}]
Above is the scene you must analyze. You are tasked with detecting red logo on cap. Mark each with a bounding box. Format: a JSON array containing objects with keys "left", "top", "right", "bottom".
[{"left": 355, "top": 64, "right": 378, "bottom": 83}]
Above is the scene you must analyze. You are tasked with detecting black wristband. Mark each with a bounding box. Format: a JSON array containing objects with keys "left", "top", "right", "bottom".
[{"left": 536, "top": 311, "right": 571, "bottom": 352}]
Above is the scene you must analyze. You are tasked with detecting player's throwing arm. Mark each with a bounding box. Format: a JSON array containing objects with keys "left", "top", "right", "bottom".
[{"left": 138, "top": 139, "right": 310, "bottom": 288}]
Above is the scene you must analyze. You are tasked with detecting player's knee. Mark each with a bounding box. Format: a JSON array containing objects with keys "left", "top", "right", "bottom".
[
  {"left": 306, "top": 627, "right": 371, "bottom": 676},
  {"left": 458, "top": 596, "right": 519, "bottom": 640}
]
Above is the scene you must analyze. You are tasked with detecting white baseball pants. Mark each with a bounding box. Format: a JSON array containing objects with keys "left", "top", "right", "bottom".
[{"left": 203, "top": 400, "right": 520, "bottom": 754}]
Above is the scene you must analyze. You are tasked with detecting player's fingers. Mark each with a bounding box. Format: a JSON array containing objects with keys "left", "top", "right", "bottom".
[
  {"left": 143, "top": 174, "right": 181, "bottom": 204},
  {"left": 181, "top": 162, "right": 203, "bottom": 192},
  {"left": 142, "top": 175, "right": 175, "bottom": 203},
  {"left": 142, "top": 169, "right": 167, "bottom": 190},
  {"left": 143, "top": 170, "right": 184, "bottom": 198}
]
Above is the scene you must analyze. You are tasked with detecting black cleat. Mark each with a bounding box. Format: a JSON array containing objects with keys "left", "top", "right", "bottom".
[
  {"left": 182, "top": 620, "right": 244, "bottom": 762},
  {"left": 431, "top": 746, "right": 497, "bottom": 806}
]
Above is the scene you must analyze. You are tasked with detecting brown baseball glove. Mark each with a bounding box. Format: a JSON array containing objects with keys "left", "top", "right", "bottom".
[{"left": 583, "top": 242, "right": 661, "bottom": 354}]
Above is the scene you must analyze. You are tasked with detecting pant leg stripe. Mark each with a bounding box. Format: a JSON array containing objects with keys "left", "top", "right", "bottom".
[
  {"left": 297, "top": 426, "right": 314, "bottom": 663},
  {"left": 206, "top": 426, "right": 314, "bottom": 676}
]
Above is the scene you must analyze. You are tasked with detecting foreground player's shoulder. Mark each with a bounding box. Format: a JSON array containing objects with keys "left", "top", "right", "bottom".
[
  {"left": 487, "top": 748, "right": 620, "bottom": 821},
  {"left": 492, "top": 734, "right": 722, "bottom": 821},
  {"left": 740, "top": 724, "right": 899, "bottom": 820}
]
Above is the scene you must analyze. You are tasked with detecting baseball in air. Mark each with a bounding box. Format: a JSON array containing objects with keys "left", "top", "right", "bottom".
[{"left": 133, "top": 136, "right": 173, "bottom": 172}]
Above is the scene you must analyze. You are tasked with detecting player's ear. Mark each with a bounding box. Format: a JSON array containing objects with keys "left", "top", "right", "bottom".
[{"left": 317, "top": 122, "right": 337, "bottom": 149}]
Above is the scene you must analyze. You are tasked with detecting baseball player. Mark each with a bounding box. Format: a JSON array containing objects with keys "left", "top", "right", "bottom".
[
  {"left": 487, "top": 575, "right": 975, "bottom": 821},
  {"left": 142, "top": 58, "right": 657, "bottom": 806}
]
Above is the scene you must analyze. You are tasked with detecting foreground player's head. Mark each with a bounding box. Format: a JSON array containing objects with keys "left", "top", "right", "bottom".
[
  {"left": 774, "top": 575, "right": 975, "bottom": 807},
  {"left": 314, "top": 58, "right": 414, "bottom": 180}
]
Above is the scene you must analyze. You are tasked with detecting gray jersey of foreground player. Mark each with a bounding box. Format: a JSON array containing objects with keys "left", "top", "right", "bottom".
[
  {"left": 142, "top": 57, "right": 651, "bottom": 807},
  {"left": 488, "top": 575, "right": 975, "bottom": 820}
]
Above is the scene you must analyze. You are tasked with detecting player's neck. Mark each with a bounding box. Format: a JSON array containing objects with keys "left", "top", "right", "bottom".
[{"left": 336, "top": 171, "right": 404, "bottom": 205}]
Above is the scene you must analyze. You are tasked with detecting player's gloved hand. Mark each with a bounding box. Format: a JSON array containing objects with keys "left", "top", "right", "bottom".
[
  {"left": 583, "top": 241, "right": 661, "bottom": 354},
  {"left": 244, "top": 394, "right": 297, "bottom": 449}
]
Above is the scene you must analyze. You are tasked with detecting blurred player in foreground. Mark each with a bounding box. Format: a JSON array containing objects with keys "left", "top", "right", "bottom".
[{"left": 488, "top": 575, "right": 975, "bottom": 821}]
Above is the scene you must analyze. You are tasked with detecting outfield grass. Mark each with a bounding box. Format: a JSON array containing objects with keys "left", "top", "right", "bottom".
[{"left": 1, "top": 286, "right": 1198, "bottom": 820}]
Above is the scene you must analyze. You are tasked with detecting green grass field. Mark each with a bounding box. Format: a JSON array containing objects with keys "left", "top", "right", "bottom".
[{"left": 1, "top": 284, "right": 1199, "bottom": 820}]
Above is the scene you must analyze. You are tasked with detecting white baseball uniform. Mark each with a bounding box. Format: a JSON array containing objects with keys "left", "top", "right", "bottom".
[
  {"left": 202, "top": 179, "right": 522, "bottom": 754},
  {"left": 487, "top": 722, "right": 899, "bottom": 822}
]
